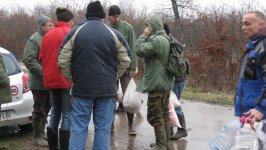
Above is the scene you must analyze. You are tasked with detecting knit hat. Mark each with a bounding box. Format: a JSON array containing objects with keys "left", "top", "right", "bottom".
[
  {"left": 86, "top": 1, "right": 105, "bottom": 19},
  {"left": 108, "top": 5, "right": 121, "bottom": 16},
  {"left": 37, "top": 14, "right": 52, "bottom": 27}
]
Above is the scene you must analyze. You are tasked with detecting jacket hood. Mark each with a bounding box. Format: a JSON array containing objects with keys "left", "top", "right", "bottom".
[{"left": 145, "top": 15, "right": 164, "bottom": 34}]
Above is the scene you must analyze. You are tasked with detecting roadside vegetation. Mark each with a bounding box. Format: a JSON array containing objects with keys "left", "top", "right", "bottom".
[{"left": 182, "top": 87, "right": 234, "bottom": 105}]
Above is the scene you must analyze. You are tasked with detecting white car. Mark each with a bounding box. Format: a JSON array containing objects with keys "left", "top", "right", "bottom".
[{"left": 0, "top": 47, "right": 33, "bottom": 131}]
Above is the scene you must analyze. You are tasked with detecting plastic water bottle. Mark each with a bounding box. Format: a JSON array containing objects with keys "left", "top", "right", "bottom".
[
  {"left": 234, "top": 122, "right": 258, "bottom": 150},
  {"left": 209, "top": 120, "right": 243, "bottom": 150}
]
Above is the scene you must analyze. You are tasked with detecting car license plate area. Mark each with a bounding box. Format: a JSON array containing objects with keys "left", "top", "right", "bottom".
[{"left": 0, "top": 110, "right": 11, "bottom": 120}]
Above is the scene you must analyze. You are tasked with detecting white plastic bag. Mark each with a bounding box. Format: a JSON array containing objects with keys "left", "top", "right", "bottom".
[
  {"left": 117, "top": 80, "right": 123, "bottom": 103},
  {"left": 168, "top": 99, "right": 181, "bottom": 127},
  {"left": 123, "top": 79, "right": 142, "bottom": 113},
  {"left": 136, "top": 92, "right": 148, "bottom": 103},
  {"left": 169, "top": 91, "right": 181, "bottom": 108}
]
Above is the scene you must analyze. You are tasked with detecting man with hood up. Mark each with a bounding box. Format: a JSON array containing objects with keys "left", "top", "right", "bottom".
[
  {"left": 23, "top": 14, "right": 53, "bottom": 147},
  {"left": 136, "top": 15, "right": 174, "bottom": 150}
]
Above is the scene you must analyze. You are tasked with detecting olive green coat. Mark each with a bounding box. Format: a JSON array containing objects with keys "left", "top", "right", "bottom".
[
  {"left": 108, "top": 20, "right": 138, "bottom": 71},
  {"left": 23, "top": 29, "right": 46, "bottom": 90},
  {"left": 136, "top": 16, "right": 174, "bottom": 92}
]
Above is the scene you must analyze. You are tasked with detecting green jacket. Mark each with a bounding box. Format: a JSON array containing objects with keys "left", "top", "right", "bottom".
[
  {"left": 136, "top": 16, "right": 174, "bottom": 92},
  {"left": 0, "top": 54, "right": 12, "bottom": 104},
  {"left": 23, "top": 29, "right": 46, "bottom": 90},
  {"left": 108, "top": 20, "right": 138, "bottom": 71}
]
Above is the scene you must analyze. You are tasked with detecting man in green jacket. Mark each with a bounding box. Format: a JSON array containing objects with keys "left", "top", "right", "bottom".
[
  {"left": 23, "top": 14, "right": 53, "bottom": 147},
  {"left": 108, "top": 5, "right": 138, "bottom": 135},
  {"left": 0, "top": 53, "right": 11, "bottom": 113},
  {"left": 136, "top": 15, "right": 174, "bottom": 150}
]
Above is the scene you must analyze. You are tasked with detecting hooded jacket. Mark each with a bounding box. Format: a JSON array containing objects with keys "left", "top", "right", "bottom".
[
  {"left": 58, "top": 18, "right": 131, "bottom": 98},
  {"left": 39, "top": 21, "right": 71, "bottom": 89},
  {"left": 234, "top": 27, "right": 266, "bottom": 119},
  {"left": 136, "top": 16, "right": 174, "bottom": 92},
  {"left": 108, "top": 20, "right": 138, "bottom": 71},
  {"left": 0, "top": 54, "right": 11, "bottom": 104}
]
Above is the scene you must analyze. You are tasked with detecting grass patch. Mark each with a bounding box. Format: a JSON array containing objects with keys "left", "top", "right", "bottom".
[{"left": 182, "top": 88, "right": 234, "bottom": 105}]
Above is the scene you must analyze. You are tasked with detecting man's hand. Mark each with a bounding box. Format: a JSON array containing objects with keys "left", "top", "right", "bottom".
[
  {"left": 244, "top": 109, "right": 264, "bottom": 121},
  {"left": 130, "top": 71, "right": 137, "bottom": 78},
  {"left": 144, "top": 27, "right": 151, "bottom": 37}
]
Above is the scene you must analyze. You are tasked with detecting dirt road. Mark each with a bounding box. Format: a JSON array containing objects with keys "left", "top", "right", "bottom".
[{"left": 0, "top": 100, "right": 236, "bottom": 150}]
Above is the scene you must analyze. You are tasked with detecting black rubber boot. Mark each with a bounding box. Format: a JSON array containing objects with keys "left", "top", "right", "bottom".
[
  {"left": 171, "top": 114, "right": 187, "bottom": 140},
  {"left": 59, "top": 129, "right": 70, "bottom": 150},
  {"left": 47, "top": 127, "right": 59, "bottom": 150}
]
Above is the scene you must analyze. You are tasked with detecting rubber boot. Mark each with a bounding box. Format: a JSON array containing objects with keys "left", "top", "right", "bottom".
[
  {"left": 165, "top": 124, "right": 171, "bottom": 150},
  {"left": 47, "top": 127, "right": 59, "bottom": 150},
  {"left": 40, "top": 118, "right": 47, "bottom": 141},
  {"left": 171, "top": 114, "right": 187, "bottom": 140},
  {"left": 59, "top": 129, "right": 70, "bottom": 150},
  {"left": 32, "top": 120, "right": 48, "bottom": 147},
  {"left": 147, "top": 128, "right": 167, "bottom": 150},
  {"left": 170, "top": 127, "right": 174, "bottom": 136}
]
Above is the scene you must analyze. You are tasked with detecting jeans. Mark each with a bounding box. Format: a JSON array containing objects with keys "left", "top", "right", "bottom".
[
  {"left": 172, "top": 80, "right": 186, "bottom": 116},
  {"left": 48, "top": 89, "right": 71, "bottom": 130},
  {"left": 69, "top": 96, "right": 116, "bottom": 150}
]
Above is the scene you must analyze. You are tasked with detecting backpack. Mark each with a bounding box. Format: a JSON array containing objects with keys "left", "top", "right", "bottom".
[{"left": 164, "top": 35, "right": 189, "bottom": 78}]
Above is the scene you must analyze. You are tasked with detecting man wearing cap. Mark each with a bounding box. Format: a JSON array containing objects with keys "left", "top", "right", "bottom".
[
  {"left": 108, "top": 5, "right": 138, "bottom": 135},
  {"left": 58, "top": 1, "right": 131, "bottom": 149},
  {"left": 39, "top": 7, "right": 74, "bottom": 150},
  {"left": 23, "top": 14, "right": 53, "bottom": 147}
]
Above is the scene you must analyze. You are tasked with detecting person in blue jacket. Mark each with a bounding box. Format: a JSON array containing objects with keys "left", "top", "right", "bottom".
[{"left": 235, "top": 10, "right": 266, "bottom": 121}]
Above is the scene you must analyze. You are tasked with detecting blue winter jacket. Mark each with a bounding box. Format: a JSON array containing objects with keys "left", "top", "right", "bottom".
[
  {"left": 234, "top": 29, "right": 266, "bottom": 119},
  {"left": 58, "top": 18, "right": 131, "bottom": 98}
]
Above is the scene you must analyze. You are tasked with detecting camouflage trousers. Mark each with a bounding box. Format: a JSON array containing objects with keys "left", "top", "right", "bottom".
[{"left": 147, "top": 91, "right": 170, "bottom": 128}]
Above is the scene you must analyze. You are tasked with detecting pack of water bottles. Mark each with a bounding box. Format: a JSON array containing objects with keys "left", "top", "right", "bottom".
[{"left": 209, "top": 118, "right": 266, "bottom": 150}]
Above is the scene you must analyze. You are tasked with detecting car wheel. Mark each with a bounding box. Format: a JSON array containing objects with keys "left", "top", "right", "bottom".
[{"left": 18, "top": 123, "right": 33, "bottom": 132}]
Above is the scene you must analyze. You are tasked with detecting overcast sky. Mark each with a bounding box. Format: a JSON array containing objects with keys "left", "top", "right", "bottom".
[{"left": 0, "top": 0, "right": 266, "bottom": 13}]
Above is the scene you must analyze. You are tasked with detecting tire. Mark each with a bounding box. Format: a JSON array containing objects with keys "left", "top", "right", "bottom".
[{"left": 19, "top": 123, "right": 33, "bottom": 132}]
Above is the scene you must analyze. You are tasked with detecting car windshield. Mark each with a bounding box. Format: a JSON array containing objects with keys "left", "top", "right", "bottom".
[{"left": 2, "top": 53, "right": 22, "bottom": 76}]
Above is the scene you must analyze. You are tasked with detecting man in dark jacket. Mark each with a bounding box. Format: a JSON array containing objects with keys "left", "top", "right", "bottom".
[
  {"left": 58, "top": 1, "right": 131, "bottom": 150},
  {"left": 23, "top": 14, "right": 53, "bottom": 147},
  {"left": 136, "top": 16, "right": 174, "bottom": 150},
  {"left": 39, "top": 7, "right": 74, "bottom": 150},
  {"left": 235, "top": 11, "right": 266, "bottom": 121},
  {"left": 108, "top": 5, "right": 138, "bottom": 135},
  {"left": 0, "top": 53, "right": 11, "bottom": 112}
]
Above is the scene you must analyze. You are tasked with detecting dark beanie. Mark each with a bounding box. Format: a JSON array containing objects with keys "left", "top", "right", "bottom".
[
  {"left": 163, "top": 23, "right": 170, "bottom": 35},
  {"left": 108, "top": 5, "right": 121, "bottom": 16},
  {"left": 86, "top": 1, "right": 105, "bottom": 19}
]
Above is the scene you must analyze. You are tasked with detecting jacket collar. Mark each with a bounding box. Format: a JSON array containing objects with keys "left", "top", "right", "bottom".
[{"left": 55, "top": 21, "right": 71, "bottom": 28}]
